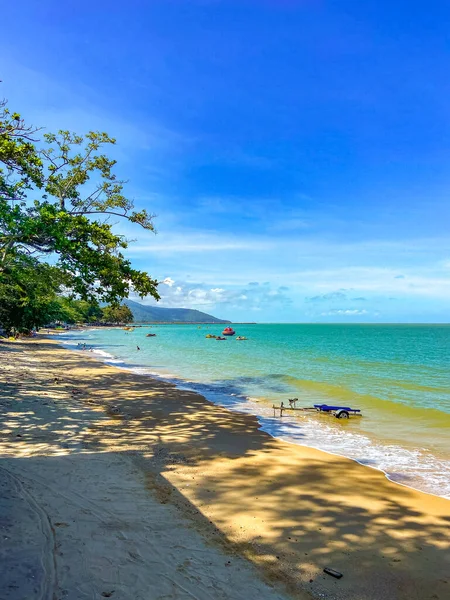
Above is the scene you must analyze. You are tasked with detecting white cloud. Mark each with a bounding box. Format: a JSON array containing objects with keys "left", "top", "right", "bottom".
[
  {"left": 138, "top": 279, "right": 292, "bottom": 310},
  {"left": 321, "top": 309, "right": 369, "bottom": 316},
  {"left": 161, "top": 277, "right": 175, "bottom": 287}
]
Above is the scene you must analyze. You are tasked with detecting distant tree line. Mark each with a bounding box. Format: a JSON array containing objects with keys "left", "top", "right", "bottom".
[
  {"left": 0, "top": 295, "right": 134, "bottom": 334},
  {"left": 0, "top": 98, "right": 159, "bottom": 334},
  {"left": 53, "top": 299, "right": 134, "bottom": 326}
]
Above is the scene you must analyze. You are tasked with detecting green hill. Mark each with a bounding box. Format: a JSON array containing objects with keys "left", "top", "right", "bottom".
[{"left": 123, "top": 300, "right": 231, "bottom": 324}]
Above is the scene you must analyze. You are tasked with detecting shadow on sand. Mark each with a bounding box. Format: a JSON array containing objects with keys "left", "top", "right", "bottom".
[{"left": 1, "top": 340, "right": 449, "bottom": 600}]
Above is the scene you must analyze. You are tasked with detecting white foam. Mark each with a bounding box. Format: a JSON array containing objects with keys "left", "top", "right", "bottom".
[{"left": 92, "top": 349, "right": 115, "bottom": 359}]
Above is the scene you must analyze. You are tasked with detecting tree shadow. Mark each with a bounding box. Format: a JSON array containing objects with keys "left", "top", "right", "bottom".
[{"left": 1, "top": 340, "right": 449, "bottom": 600}]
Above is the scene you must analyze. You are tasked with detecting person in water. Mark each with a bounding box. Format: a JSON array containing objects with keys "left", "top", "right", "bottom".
[{"left": 137, "top": 346, "right": 140, "bottom": 351}]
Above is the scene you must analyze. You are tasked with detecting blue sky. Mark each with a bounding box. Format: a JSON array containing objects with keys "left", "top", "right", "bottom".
[{"left": 2, "top": 0, "right": 450, "bottom": 322}]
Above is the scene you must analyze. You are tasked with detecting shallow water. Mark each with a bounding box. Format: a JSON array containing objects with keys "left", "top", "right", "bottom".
[{"left": 60, "top": 323, "right": 450, "bottom": 498}]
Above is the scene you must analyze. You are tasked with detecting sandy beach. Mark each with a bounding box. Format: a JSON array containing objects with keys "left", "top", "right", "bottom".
[{"left": 1, "top": 338, "right": 449, "bottom": 600}]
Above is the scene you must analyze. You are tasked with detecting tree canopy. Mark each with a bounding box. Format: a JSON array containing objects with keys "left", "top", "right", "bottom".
[
  {"left": 45, "top": 298, "right": 134, "bottom": 326},
  {"left": 0, "top": 99, "right": 159, "bottom": 333},
  {"left": 101, "top": 303, "right": 133, "bottom": 324}
]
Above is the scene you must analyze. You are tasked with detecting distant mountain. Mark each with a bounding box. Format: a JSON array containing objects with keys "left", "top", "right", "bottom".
[{"left": 123, "top": 299, "right": 231, "bottom": 324}]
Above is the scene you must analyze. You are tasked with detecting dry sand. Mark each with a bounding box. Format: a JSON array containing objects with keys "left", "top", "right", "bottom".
[{"left": 0, "top": 337, "right": 449, "bottom": 600}]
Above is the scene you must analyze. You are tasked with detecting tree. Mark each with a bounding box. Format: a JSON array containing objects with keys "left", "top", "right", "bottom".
[
  {"left": 51, "top": 297, "right": 103, "bottom": 324},
  {"left": 0, "top": 100, "right": 43, "bottom": 203},
  {"left": 101, "top": 304, "right": 134, "bottom": 324},
  {"left": 0, "top": 255, "right": 67, "bottom": 333},
  {"left": 0, "top": 100, "right": 159, "bottom": 304},
  {"left": 76, "top": 300, "right": 104, "bottom": 323},
  {"left": 50, "top": 297, "right": 84, "bottom": 325}
]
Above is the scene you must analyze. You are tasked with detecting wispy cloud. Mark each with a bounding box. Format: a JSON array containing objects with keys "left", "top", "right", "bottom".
[
  {"left": 127, "top": 230, "right": 275, "bottom": 254},
  {"left": 320, "top": 309, "right": 369, "bottom": 317},
  {"left": 130, "top": 240, "right": 272, "bottom": 253},
  {"left": 124, "top": 227, "right": 450, "bottom": 307},
  {"left": 305, "top": 290, "right": 347, "bottom": 302}
]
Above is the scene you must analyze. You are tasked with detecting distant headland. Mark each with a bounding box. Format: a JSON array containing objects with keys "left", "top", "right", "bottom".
[{"left": 123, "top": 299, "right": 232, "bottom": 324}]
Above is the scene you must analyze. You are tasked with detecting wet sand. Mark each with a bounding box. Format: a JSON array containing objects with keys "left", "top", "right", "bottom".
[{"left": 1, "top": 337, "right": 449, "bottom": 600}]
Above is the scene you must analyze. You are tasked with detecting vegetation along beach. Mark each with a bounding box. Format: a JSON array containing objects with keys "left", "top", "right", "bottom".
[{"left": 2, "top": 2, "right": 450, "bottom": 599}]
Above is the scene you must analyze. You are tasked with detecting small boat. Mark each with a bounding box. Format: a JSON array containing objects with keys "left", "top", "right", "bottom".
[
  {"left": 222, "top": 327, "right": 235, "bottom": 336},
  {"left": 146, "top": 333, "right": 156, "bottom": 337},
  {"left": 205, "top": 334, "right": 217, "bottom": 338},
  {"left": 216, "top": 336, "right": 227, "bottom": 340},
  {"left": 235, "top": 336, "right": 247, "bottom": 340}
]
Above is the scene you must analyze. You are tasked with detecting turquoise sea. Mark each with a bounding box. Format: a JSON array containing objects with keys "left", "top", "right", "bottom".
[{"left": 60, "top": 324, "right": 450, "bottom": 498}]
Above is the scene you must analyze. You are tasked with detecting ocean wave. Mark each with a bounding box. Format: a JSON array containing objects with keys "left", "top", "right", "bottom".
[{"left": 92, "top": 349, "right": 116, "bottom": 359}]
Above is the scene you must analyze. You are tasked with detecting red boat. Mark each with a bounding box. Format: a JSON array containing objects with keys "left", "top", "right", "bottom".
[{"left": 222, "top": 327, "right": 235, "bottom": 336}]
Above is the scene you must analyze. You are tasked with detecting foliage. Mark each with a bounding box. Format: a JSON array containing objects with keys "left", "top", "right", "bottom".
[
  {"left": 0, "top": 101, "right": 43, "bottom": 202},
  {"left": 76, "top": 300, "right": 104, "bottom": 323},
  {"left": 51, "top": 297, "right": 103, "bottom": 324},
  {"left": 0, "top": 99, "right": 160, "bottom": 332},
  {"left": 101, "top": 303, "right": 134, "bottom": 324},
  {"left": 0, "top": 99, "right": 159, "bottom": 300},
  {"left": 0, "top": 255, "right": 67, "bottom": 334}
]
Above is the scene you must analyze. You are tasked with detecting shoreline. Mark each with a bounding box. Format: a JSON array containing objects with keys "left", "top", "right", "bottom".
[
  {"left": 2, "top": 337, "right": 450, "bottom": 600},
  {"left": 59, "top": 331, "right": 450, "bottom": 500}
]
